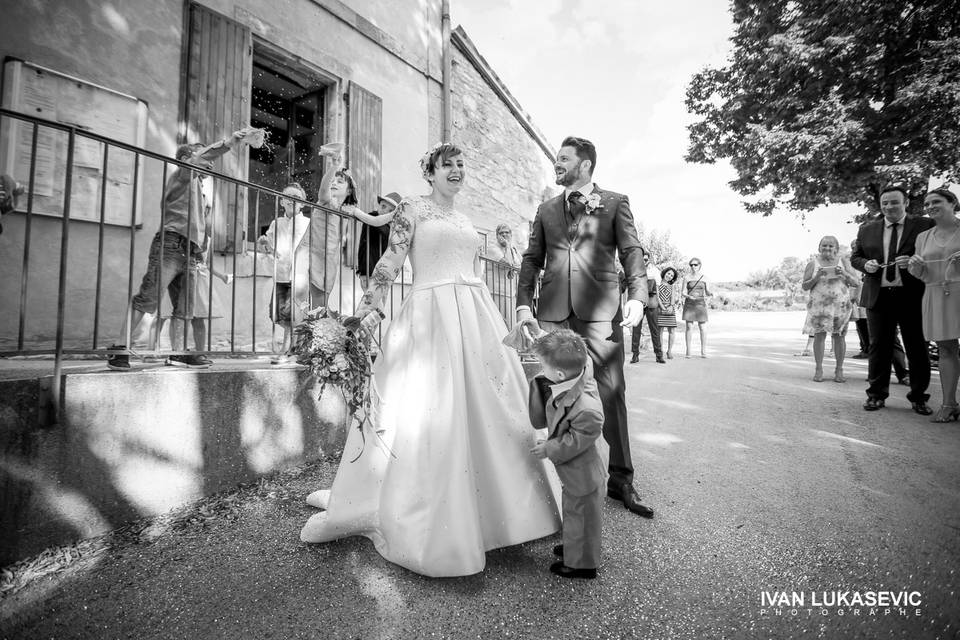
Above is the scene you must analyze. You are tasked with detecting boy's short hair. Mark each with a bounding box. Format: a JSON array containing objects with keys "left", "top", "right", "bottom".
[{"left": 532, "top": 329, "right": 588, "bottom": 377}]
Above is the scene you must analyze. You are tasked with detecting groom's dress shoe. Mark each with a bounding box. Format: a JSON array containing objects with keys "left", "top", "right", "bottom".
[
  {"left": 553, "top": 544, "right": 564, "bottom": 557},
  {"left": 911, "top": 401, "right": 933, "bottom": 416},
  {"left": 549, "top": 561, "right": 596, "bottom": 580},
  {"left": 608, "top": 484, "right": 654, "bottom": 518},
  {"left": 863, "top": 397, "right": 885, "bottom": 411}
]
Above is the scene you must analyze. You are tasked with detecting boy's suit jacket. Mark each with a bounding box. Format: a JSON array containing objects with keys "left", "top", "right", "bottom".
[{"left": 528, "top": 370, "right": 606, "bottom": 496}]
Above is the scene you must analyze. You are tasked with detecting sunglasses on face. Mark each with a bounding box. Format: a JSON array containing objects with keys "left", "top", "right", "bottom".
[{"left": 690, "top": 263, "right": 700, "bottom": 267}]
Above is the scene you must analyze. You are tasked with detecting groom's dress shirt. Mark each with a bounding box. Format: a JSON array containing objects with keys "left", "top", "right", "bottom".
[{"left": 564, "top": 182, "right": 595, "bottom": 203}]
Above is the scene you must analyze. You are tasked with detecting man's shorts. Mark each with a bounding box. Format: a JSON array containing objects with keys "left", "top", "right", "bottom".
[{"left": 131, "top": 232, "right": 201, "bottom": 314}]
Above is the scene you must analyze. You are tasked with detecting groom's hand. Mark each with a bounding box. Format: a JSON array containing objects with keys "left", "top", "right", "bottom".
[
  {"left": 517, "top": 307, "right": 541, "bottom": 345},
  {"left": 620, "top": 299, "right": 645, "bottom": 328}
]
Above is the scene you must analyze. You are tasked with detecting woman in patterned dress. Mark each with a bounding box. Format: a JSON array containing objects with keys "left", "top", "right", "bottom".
[
  {"left": 801, "top": 236, "right": 858, "bottom": 382},
  {"left": 657, "top": 267, "right": 680, "bottom": 359}
]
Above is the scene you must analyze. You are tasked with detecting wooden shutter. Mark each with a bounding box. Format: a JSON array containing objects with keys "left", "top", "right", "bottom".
[
  {"left": 182, "top": 3, "right": 252, "bottom": 251},
  {"left": 346, "top": 82, "right": 382, "bottom": 266}
]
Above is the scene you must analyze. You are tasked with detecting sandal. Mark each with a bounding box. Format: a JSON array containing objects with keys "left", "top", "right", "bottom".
[
  {"left": 813, "top": 369, "right": 824, "bottom": 382},
  {"left": 834, "top": 370, "right": 846, "bottom": 383},
  {"left": 931, "top": 405, "right": 960, "bottom": 423}
]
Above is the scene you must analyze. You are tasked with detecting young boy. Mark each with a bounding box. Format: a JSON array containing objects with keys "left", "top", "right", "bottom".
[
  {"left": 258, "top": 182, "right": 311, "bottom": 363},
  {"left": 528, "top": 329, "right": 606, "bottom": 580}
]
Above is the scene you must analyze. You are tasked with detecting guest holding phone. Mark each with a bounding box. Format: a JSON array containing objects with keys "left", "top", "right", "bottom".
[{"left": 801, "top": 236, "right": 857, "bottom": 382}]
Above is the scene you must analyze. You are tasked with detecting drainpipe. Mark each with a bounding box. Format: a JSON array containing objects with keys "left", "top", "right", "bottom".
[{"left": 441, "top": 0, "right": 451, "bottom": 141}]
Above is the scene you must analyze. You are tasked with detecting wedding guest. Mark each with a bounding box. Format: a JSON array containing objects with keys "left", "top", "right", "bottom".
[
  {"left": 165, "top": 262, "right": 233, "bottom": 364},
  {"left": 488, "top": 223, "right": 522, "bottom": 268},
  {"left": 630, "top": 252, "right": 664, "bottom": 364},
  {"left": 851, "top": 185, "right": 934, "bottom": 413},
  {"left": 311, "top": 145, "right": 359, "bottom": 307},
  {"left": 851, "top": 247, "right": 910, "bottom": 381},
  {"left": 681, "top": 257, "right": 711, "bottom": 358},
  {"left": 528, "top": 329, "right": 604, "bottom": 580},
  {"left": 355, "top": 191, "right": 402, "bottom": 290},
  {"left": 0, "top": 174, "right": 25, "bottom": 235},
  {"left": 486, "top": 223, "right": 522, "bottom": 321},
  {"left": 908, "top": 188, "right": 960, "bottom": 421},
  {"left": 107, "top": 128, "right": 258, "bottom": 370},
  {"left": 801, "top": 236, "right": 857, "bottom": 382},
  {"left": 258, "top": 183, "right": 311, "bottom": 362},
  {"left": 657, "top": 267, "right": 680, "bottom": 359}
]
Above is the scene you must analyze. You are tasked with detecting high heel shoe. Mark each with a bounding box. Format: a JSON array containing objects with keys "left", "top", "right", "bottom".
[{"left": 931, "top": 405, "right": 960, "bottom": 423}]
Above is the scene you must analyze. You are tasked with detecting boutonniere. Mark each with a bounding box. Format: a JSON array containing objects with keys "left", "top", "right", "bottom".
[{"left": 581, "top": 193, "right": 603, "bottom": 215}]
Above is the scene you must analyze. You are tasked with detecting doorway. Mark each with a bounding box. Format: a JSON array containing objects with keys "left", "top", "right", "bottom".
[{"left": 247, "top": 54, "right": 326, "bottom": 242}]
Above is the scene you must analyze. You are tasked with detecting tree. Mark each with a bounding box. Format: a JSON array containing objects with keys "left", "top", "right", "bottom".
[
  {"left": 686, "top": 0, "right": 960, "bottom": 216},
  {"left": 637, "top": 224, "right": 686, "bottom": 269}
]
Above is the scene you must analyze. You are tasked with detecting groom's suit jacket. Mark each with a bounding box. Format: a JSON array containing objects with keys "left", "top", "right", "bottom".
[
  {"left": 851, "top": 215, "right": 933, "bottom": 310},
  {"left": 517, "top": 185, "right": 647, "bottom": 322}
]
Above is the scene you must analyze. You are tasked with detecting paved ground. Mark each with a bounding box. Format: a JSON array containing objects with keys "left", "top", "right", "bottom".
[{"left": 2, "top": 311, "right": 959, "bottom": 639}]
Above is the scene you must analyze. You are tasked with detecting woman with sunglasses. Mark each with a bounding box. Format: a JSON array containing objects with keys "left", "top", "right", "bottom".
[{"left": 681, "top": 258, "right": 711, "bottom": 357}]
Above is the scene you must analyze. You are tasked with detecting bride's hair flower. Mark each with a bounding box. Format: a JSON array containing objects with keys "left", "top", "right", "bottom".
[
  {"left": 582, "top": 192, "right": 603, "bottom": 214},
  {"left": 419, "top": 142, "right": 462, "bottom": 182}
]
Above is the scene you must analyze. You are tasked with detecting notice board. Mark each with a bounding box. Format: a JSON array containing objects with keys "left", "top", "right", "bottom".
[{"left": 0, "top": 60, "right": 148, "bottom": 226}]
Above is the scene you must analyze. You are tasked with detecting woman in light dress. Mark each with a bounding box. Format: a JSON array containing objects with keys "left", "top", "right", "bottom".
[
  {"left": 800, "top": 236, "right": 857, "bottom": 382},
  {"left": 300, "top": 143, "right": 562, "bottom": 576},
  {"left": 908, "top": 188, "right": 960, "bottom": 422},
  {"left": 680, "top": 258, "right": 711, "bottom": 357}
]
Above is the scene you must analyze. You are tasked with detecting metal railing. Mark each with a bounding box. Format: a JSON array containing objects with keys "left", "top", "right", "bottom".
[{"left": 0, "top": 107, "right": 523, "bottom": 413}]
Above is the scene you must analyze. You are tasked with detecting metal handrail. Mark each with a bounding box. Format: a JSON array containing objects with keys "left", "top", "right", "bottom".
[{"left": 0, "top": 107, "right": 523, "bottom": 399}]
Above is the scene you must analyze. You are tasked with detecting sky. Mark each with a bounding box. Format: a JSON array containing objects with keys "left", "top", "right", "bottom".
[{"left": 451, "top": 0, "right": 862, "bottom": 282}]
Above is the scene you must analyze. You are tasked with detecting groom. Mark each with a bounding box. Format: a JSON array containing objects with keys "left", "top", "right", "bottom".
[{"left": 517, "top": 136, "right": 653, "bottom": 518}]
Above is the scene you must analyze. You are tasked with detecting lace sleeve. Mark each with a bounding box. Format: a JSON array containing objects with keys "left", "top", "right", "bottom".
[{"left": 355, "top": 199, "right": 416, "bottom": 316}]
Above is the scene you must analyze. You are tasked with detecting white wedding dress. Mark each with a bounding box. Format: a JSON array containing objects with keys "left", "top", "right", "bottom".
[{"left": 300, "top": 196, "right": 562, "bottom": 577}]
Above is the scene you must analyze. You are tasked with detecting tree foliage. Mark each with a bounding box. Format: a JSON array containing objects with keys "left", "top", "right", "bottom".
[
  {"left": 637, "top": 224, "right": 686, "bottom": 269},
  {"left": 686, "top": 0, "right": 960, "bottom": 215}
]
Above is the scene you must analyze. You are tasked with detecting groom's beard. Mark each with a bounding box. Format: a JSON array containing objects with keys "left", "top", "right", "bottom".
[{"left": 555, "top": 163, "right": 585, "bottom": 187}]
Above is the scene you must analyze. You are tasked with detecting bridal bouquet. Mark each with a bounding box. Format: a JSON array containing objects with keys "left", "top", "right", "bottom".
[{"left": 292, "top": 307, "right": 375, "bottom": 426}]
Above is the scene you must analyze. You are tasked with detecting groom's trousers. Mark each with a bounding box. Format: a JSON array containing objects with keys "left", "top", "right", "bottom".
[{"left": 540, "top": 315, "right": 633, "bottom": 490}]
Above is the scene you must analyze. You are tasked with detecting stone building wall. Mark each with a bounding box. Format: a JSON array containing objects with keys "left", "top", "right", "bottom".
[{"left": 449, "top": 28, "right": 557, "bottom": 253}]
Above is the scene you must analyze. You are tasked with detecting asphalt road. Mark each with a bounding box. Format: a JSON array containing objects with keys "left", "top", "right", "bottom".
[{"left": 3, "top": 310, "right": 959, "bottom": 639}]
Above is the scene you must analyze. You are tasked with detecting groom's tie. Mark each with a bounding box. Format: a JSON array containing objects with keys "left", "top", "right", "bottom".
[{"left": 567, "top": 192, "right": 583, "bottom": 241}]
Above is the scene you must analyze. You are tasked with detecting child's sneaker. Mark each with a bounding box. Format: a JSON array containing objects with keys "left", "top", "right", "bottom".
[
  {"left": 166, "top": 354, "right": 213, "bottom": 369},
  {"left": 107, "top": 345, "right": 131, "bottom": 371}
]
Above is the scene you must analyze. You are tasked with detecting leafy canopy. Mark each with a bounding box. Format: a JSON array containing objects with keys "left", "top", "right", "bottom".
[{"left": 686, "top": 0, "right": 960, "bottom": 215}]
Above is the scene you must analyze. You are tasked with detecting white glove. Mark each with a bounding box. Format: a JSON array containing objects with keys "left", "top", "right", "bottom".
[
  {"left": 517, "top": 307, "right": 542, "bottom": 345},
  {"left": 620, "top": 299, "right": 645, "bottom": 328}
]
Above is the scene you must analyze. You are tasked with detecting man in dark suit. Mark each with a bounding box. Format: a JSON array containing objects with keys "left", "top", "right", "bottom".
[
  {"left": 850, "top": 186, "right": 934, "bottom": 413},
  {"left": 517, "top": 136, "right": 653, "bottom": 518}
]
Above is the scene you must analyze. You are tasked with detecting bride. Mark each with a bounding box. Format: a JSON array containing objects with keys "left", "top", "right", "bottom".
[{"left": 300, "top": 143, "right": 562, "bottom": 576}]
